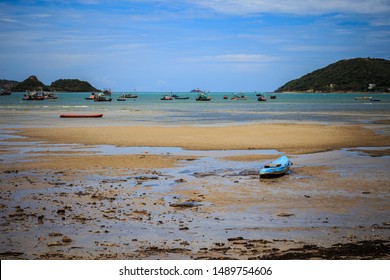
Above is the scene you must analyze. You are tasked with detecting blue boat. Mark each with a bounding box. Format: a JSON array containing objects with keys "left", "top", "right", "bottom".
[{"left": 259, "top": 155, "right": 292, "bottom": 178}]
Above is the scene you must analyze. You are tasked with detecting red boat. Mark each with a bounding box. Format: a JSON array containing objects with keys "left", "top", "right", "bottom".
[{"left": 60, "top": 114, "right": 103, "bottom": 118}]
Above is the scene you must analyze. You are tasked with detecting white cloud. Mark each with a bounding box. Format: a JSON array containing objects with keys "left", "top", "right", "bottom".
[
  {"left": 189, "top": 0, "right": 390, "bottom": 15},
  {"left": 186, "top": 54, "right": 277, "bottom": 63},
  {"left": 0, "top": 16, "right": 17, "bottom": 23}
]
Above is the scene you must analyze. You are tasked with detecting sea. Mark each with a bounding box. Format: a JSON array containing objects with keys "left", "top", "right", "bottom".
[{"left": 0, "top": 91, "right": 389, "bottom": 128}]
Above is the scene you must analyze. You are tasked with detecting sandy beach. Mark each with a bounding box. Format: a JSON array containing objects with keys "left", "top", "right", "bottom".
[
  {"left": 12, "top": 123, "right": 390, "bottom": 153},
  {"left": 1, "top": 123, "right": 390, "bottom": 259}
]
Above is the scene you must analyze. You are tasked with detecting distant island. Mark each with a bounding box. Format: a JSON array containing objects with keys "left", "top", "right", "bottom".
[
  {"left": 275, "top": 58, "right": 390, "bottom": 93},
  {"left": 0, "top": 75, "right": 100, "bottom": 92}
]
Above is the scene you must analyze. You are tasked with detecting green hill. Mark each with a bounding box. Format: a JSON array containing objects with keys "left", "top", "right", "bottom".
[
  {"left": 8, "top": 75, "right": 100, "bottom": 92},
  {"left": 11, "top": 75, "right": 48, "bottom": 92},
  {"left": 50, "top": 79, "right": 99, "bottom": 92},
  {"left": 275, "top": 58, "right": 390, "bottom": 93}
]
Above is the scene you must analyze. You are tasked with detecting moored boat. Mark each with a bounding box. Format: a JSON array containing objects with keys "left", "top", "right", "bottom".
[
  {"left": 172, "top": 94, "right": 190, "bottom": 99},
  {"left": 195, "top": 92, "right": 211, "bottom": 101},
  {"left": 94, "top": 89, "right": 112, "bottom": 102},
  {"left": 257, "top": 94, "right": 266, "bottom": 101},
  {"left": 60, "top": 114, "right": 103, "bottom": 118},
  {"left": 123, "top": 93, "right": 138, "bottom": 98},
  {"left": 85, "top": 92, "right": 96, "bottom": 100},
  {"left": 44, "top": 92, "right": 58, "bottom": 99},
  {"left": 161, "top": 95, "right": 174, "bottom": 100},
  {"left": 259, "top": 155, "right": 292, "bottom": 178},
  {"left": 231, "top": 93, "right": 247, "bottom": 100},
  {"left": 116, "top": 94, "right": 127, "bottom": 101},
  {"left": 22, "top": 91, "right": 45, "bottom": 100},
  {"left": 354, "top": 96, "right": 372, "bottom": 100}
]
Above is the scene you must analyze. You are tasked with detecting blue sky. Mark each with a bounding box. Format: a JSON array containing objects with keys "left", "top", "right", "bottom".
[{"left": 1, "top": 0, "right": 389, "bottom": 91}]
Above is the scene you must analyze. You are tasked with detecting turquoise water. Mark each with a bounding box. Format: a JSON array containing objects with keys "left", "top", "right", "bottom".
[{"left": 0, "top": 92, "right": 389, "bottom": 127}]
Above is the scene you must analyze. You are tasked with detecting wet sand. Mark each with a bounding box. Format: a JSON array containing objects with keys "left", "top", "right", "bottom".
[
  {"left": 0, "top": 123, "right": 390, "bottom": 259},
  {"left": 12, "top": 123, "right": 390, "bottom": 154}
]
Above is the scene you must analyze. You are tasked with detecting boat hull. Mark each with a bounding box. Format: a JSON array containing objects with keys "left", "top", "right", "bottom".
[
  {"left": 259, "top": 155, "right": 291, "bottom": 178},
  {"left": 60, "top": 114, "right": 103, "bottom": 118},
  {"left": 196, "top": 97, "right": 211, "bottom": 101}
]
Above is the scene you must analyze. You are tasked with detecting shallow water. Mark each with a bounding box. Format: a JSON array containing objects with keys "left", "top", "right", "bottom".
[{"left": 1, "top": 92, "right": 390, "bottom": 127}]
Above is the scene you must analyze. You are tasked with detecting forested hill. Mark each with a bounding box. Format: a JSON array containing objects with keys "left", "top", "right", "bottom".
[
  {"left": 49, "top": 79, "right": 99, "bottom": 92},
  {"left": 2, "top": 75, "right": 100, "bottom": 92},
  {"left": 275, "top": 58, "right": 390, "bottom": 93}
]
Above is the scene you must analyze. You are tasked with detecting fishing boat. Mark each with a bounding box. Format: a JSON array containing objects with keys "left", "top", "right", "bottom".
[
  {"left": 195, "top": 92, "right": 211, "bottom": 101},
  {"left": 231, "top": 92, "right": 247, "bottom": 100},
  {"left": 123, "top": 93, "right": 138, "bottom": 98},
  {"left": 60, "top": 114, "right": 103, "bottom": 118},
  {"left": 94, "top": 94, "right": 112, "bottom": 102},
  {"left": 259, "top": 155, "right": 292, "bottom": 178},
  {"left": 161, "top": 95, "right": 174, "bottom": 100},
  {"left": 44, "top": 92, "right": 58, "bottom": 99},
  {"left": 116, "top": 94, "right": 127, "bottom": 101},
  {"left": 354, "top": 96, "right": 372, "bottom": 101},
  {"left": 257, "top": 94, "right": 266, "bottom": 101},
  {"left": 85, "top": 93, "right": 96, "bottom": 100},
  {"left": 172, "top": 94, "right": 190, "bottom": 100},
  {"left": 94, "top": 89, "right": 112, "bottom": 102},
  {"left": 22, "top": 91, "right": 45, "bottom": 100},
  {"left": 270, "top": 95, "right": 276, "bottom": 99}
]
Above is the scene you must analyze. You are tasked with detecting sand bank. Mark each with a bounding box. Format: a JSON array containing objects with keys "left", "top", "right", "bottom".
[{"left": 13, "top": 123, "right": 390, "bottom": 154}]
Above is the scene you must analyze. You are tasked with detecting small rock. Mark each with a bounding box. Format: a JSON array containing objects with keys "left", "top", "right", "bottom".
[
  {"left": 175, "top": 178, "right": 187, "bottom": 183},
  {"left": 277, "top": 213, "right": 294, "bottom": 217},
  {"left": 170, "top": 202, "right": 201, "bottom": 208},
  {"left": 49, "top": 232, "right": 63, "bottom": 237},
  {"left": 179, "top": 227, "right": 189, "bottom": 231},
  {"left": 37, "top": 215, "right": 44, "bottom": 224},
  {"left": 62, "top": 236, "right": 72, "bottom": 243},
  {"left": 57, "top": 209, "right": 65, "bottom": 215},
  {"left": 228, "top": 237, "right": 244, "bottom": 241},
  {"left": 47, "top": 241, "right": 63, "bottom": 247}
]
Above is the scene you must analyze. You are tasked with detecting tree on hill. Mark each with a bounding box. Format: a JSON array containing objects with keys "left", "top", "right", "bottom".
[
  {"left": 275, "top": 58, "right": 390, "bottom": 93},
  {"left": 50, "top": 79, "right": 100, "bottom": 92},
  {"left": 11, "top": 75, "right": 49, "bottom": 92}
]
